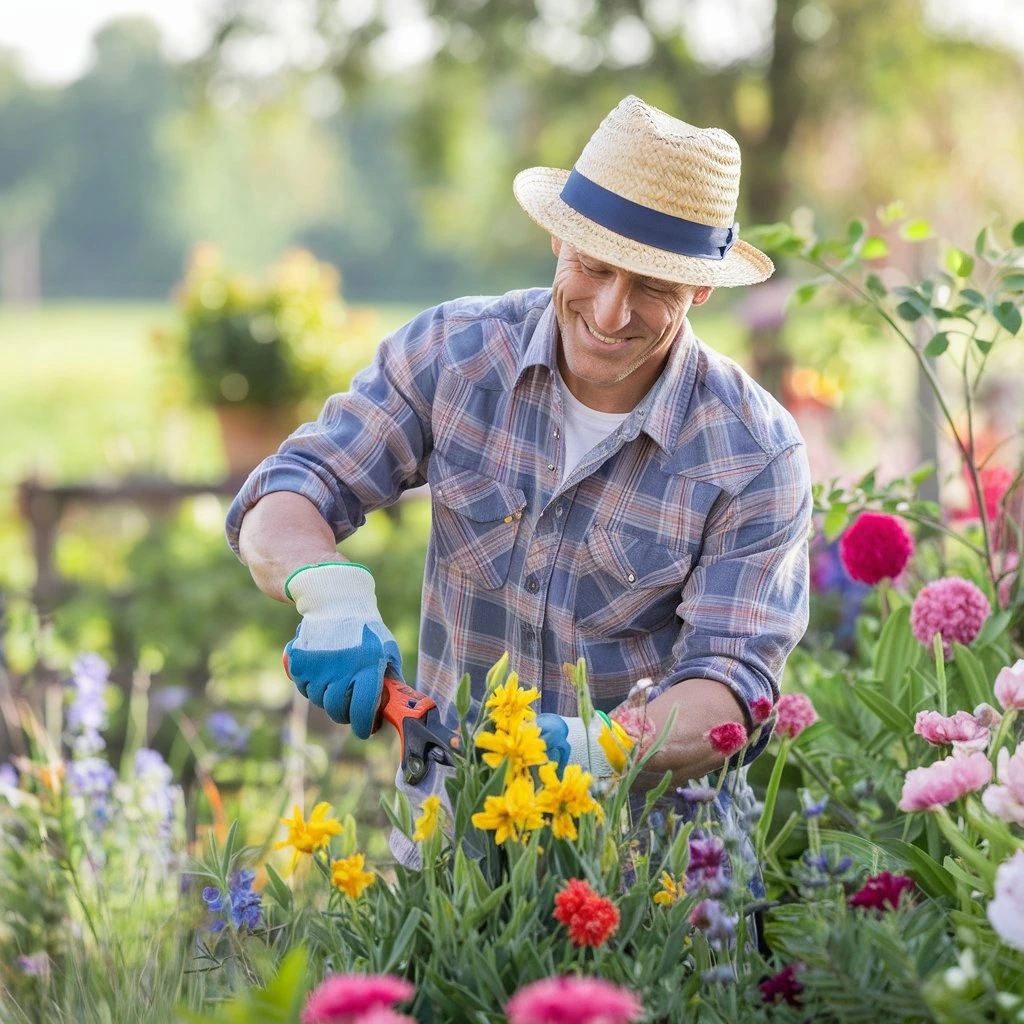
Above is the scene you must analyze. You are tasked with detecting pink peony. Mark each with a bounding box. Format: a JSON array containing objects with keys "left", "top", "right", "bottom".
[
  {"left": 988, "top": 850, "right": 1024, "bottom": 952},
  {"left": 302, "top": 975, "right": 415, "bottom": 1024},
  {"left": 910, "top": 576, "right": 991, "bottom": 660},
  {"left": 913, "top": 709, "right": 990, "bottom": 753},
  {"left": 898, "top": 750, "right": 992, "bottom": 811},
  {"left": 839, "top": 512, "right": 914, "bottom": 585},
  {"left": 982, "top": 742, "right": 1024, "bottom": 826},
  {"left": 775, "top": 693, "right": 818, "bottom": 739},
  {"left": 506, "top": 976, "right": 644, "bottom": 1024},
  {"left": 707, "top": 722, "right": 747, "bottom": 757},
  {"left": 994, "top": 659, "right": 1024, "bottom": 710}
]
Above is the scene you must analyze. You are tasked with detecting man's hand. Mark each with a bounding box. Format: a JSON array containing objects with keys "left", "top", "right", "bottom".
[
  {"left": 535, "top": 712, "right": 634, "bottom": 779},
  {"left": 282, "top": 563, "right": 403, "bottom": 739}
]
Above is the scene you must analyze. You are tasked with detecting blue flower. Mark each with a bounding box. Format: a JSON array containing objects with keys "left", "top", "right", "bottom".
[
  {"left": 201, "top": 871, "right": 262, "bottom": 932},
  {"left": 66, "top": 653, "right": 110, "bottom": 755},
  {"left": 206, "top": 712, "right": 250, "bottom": 753},
  {"left": 801, "top": 790, "right": 829, "bottom": 817},
  {"left": 67, "top": 757, "right": 118, "bottom": 828}
]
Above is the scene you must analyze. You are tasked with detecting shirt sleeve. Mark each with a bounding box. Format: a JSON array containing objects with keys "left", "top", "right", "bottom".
[
  {"left": 665, "top": 440, "right": 812, "bottom": 764},
  {"left": 224, "top": 304, "right": 445, "bottom": 556}
]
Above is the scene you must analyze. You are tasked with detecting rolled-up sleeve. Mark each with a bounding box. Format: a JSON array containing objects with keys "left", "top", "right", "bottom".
[
  {"left": 666, "top": 441, "right": 812, "bottom": 762},
  {"left": 224, "top": 305, "right": 445, "bottom": 556}
]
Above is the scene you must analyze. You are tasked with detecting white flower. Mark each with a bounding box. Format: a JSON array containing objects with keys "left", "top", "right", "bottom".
[
  {"left": 982, "top": 742, "right": 1024, "bottom": 826},
  {"left": 988, "top": 850, "right": 1024, "bottom": 951}
]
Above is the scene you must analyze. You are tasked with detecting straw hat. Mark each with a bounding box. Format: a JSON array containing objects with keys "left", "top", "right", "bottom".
[{"left": 513, "top": 95, "right": 773, "bottom": 288}]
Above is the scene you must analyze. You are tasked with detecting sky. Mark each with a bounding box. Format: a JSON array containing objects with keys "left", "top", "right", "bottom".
[{"left": 2, "top": 0, "right": 1023, "bottom": 84}]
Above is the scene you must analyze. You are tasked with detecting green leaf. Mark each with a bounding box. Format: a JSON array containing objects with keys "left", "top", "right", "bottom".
[
  {"left": 974, "top": 608, "right": 1012, "bottom": 649},
  {"left": 865, "top": 273, "right": 887, "bottom": 298},
  {"left": 847, "top": 217, "right": 867, "bottom": 242},
  {"left": 382, "top": 907, "right": 422, "bottom": 973},
  {"left": 860, "top": 237, "right": 889, "bottom": 260},
  {"left": 975, "top": 338, "right": 994, "bottom": 355},
  {"left": 878, "top": 201, "right": 907, "bottom": 224},
  {"left": 791, "top": 282, "right": 822, "bottom": 306},
  {"left": 1012, "top": 220, "right": 1024, "bottom": 246},
  {"left": 942, "top": 856, "right": 987, "bottom": 894},
  {"left": 993, "top": 300, "right": 1022, "bottom": 336},
  {"left": 745, "top": 222, "right": 797, "bottom": 252},
  {"left": 952, "top": 643, "right": 993, "bottom": 710},
  {"left": 944, "top": 248, "right": 974, "bottom": 277},
  {"left": 853, "top": 682, "right": 916, "bottom": 734},
  {"left": 873, "top": 605, "right": 921, "bottom": 689},
  {"left": 895, "top": 301, "right": 923, "bottom": 322},
  {"left": 1002, "top": 272, "right": 1024, "bottom": 292},
  {"left": 900, "top": 218, "right": 933, "bottom": 242},
  {"left": 960, "top": 288, "right": 986, "bottom": 308},
  {"left": 263, "top": 862, "right": 293, "bottom": 912},
  {"left": 822, "top": 505, "right": 850, "bottom": 542},
  {"left": 923, "top": 333, "right": 949, "bottom": 357},
  {"left": 974, "top": 226, "right": 989, "bottom": 257},
  {"left": 878, "top": 839, "right": 958, "bottom": 899},
  {"left": 909, "top": 463, "right": 936, "bottom": 486}
]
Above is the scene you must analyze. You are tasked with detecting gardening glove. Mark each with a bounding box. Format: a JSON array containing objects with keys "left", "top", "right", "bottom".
[
  {"left": 535, "top": 711, "right": 634, "bottom": 780},
  {"left": 282, "top": 562, "right": 403, "bottom": 739}
]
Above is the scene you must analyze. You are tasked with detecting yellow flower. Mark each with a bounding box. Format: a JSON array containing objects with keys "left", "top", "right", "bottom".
[
  {"left": 413, "top": 795, "right": 442, "bottom": 842},
  {"left": 331, "top": 853, "right": 375, "bottom": 899},
  {"left": 475, "top": 723, "right": 549, "bottom": 777},
  {"left": 485, "top": 673, "right": 541, "bottom": 733},
  {"left": 471, "top": 775, "right": 545, "bottom": 845},
  {"left": 536, "top": 762, "right": 603, "bottom": 840},
  {"left": 596, "top": 716, "right": 634, "bottom": 774},
  {"left": 653, "top": 871, "right": 686, "bottom": 907},
  {"left": 274, "top": 802, "right": 343, "bottom": 873}
]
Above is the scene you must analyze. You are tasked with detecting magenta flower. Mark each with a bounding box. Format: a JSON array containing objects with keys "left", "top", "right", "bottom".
[
  {"left": 302, "top": 974, "right": 415, "bottom": 1024},
  {"left": 910, "top": 576, "right": 991, "bottom": 660},
  {"left": 506, "top": 976, "right": 643, "bottom": 1024},
  {"left": 759, "top": 962, "right": 804, "bottom": 1006},
  {"left": 839, "top": 512, "right": 913, "bottom": 585},
  {"left": 707, "top": 722, "right": 747, "bottom": 757},
  {"left": 898, "top": 750, "right": 992, "bottom": 811},
  {"left": 913, "top": 709, "right": 990, "bottom": 753},
  {"left": 750, "top": 696, "right": 774, "bottom": 725},
  {"left": 989, "top": 850, "right": 1024, "bottom": 952},
  {"left": 982, "top": 742, "right": 1024, "bottom": 826},
  {"left": 994, "top": 659, "right": 1024, "bottom": 710},
  {"left": 848, "top": 871, "right": 915, "bottom": 912},
  {"left": 775, "top": 693, "right": 818, "bottom": 739}
]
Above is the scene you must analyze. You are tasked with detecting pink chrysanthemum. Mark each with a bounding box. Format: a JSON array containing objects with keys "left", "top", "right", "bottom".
[
  {"left": 302, "top": 974, "right": 415, "bottom": 1024},
  {"left": 910, "top": 576, "right": 991, "bottom": 660},
  {"left": 506, "top": 976, "right": 644, "bottom": 1024},
  {"left": 839, "top": 512, "right": 914, "bottom": 585},
  {"left": 707, "top": 722, "right": 747, "bottom": 757},
  {"left": 775, "top": 693, "right": 818, "bottom": 739}
]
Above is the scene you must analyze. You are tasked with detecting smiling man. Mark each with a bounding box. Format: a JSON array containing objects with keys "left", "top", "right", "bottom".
[{"left": 226, "top": 96, "right": 812, "bottom": 856}]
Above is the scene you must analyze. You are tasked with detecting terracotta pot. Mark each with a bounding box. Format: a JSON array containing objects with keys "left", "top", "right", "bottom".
[{"left": 215, "top": 403, "right": 299, "bottom": 479}]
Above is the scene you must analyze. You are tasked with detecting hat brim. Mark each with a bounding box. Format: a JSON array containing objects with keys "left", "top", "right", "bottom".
[{"left": 513, "top": 166, "right": 773, "bottom": 288}]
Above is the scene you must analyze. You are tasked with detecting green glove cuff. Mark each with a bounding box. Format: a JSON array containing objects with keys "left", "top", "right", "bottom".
[{"left": 284, "top": 561, "right": 372, "bottom": 603}]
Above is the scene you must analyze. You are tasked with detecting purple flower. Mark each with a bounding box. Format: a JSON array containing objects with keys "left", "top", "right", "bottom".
[
  {"left": 0, "top": 763, "right": 18, "bottom": 789},
  {"left": 802, "top": 791, "right": 829, "bottom": 817},
  {"left": 15, "top": 953, "right": 50, "bottom": 976},
  {"left": 66, "top": 653, "right": 110, "bottom": 755},
  {"left": 202, "top": 870, "right": 262, "bottom": 932},
  {"left": 72, "top": 653, "right": 110, "bottom": 686},
  {"left": 688, "top": 834, "right": 728, "bottom": 895},
  {"left": 66, "top": 757, "right": 118, "bottom": 827},
  {"left": 688, "top": 898, "right": 738, "bottom": 951},
  {"left": 676, "top": 784, "right": 717, "bottom": 805},
  {"left": 151, "top": 686, "right": 190, "bottom": 712},
  {"left": 134, "top": 748, "right": 179, "bottom": 839},
  {"left": 206, "top": 712, "right": 250, "bottom": 753}
]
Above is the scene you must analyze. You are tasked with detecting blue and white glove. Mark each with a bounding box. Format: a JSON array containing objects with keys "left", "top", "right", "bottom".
[
  {"left": 282, "top": 562, "right": 403, "bottom": 739},
  {"left": 535, "top": 711, "right": 634, "bottom": 779}
]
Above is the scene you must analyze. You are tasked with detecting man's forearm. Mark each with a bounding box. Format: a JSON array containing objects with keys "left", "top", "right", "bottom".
[
  {"left": 629, "top": 678, "right": 748, "bottom": 788},
  {"left": 237, "top": 492, "right": 342, "bottom": 602}
]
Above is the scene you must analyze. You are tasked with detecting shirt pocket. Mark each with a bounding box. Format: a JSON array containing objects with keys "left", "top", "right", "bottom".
[
  {"left": 428, "top": 452, "right": 527, "bottom": 590},
  {"left": 575, "top": 524, "right": 694, "bottom": 638}
]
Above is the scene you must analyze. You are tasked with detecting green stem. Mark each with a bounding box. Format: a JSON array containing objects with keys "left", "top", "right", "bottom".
[
  {"left": 933, "top": 634, "right": 947, "bottom": 716},
  {"left": 755, "top": 737, "right": 790, "bottom": 861},
  {"left": 933, "top": 806, "right": 996, "bottom": 888}
]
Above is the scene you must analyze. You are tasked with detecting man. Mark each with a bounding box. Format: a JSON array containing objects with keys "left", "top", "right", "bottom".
[{"left": 226, "top": 96, "right": 811, "bottom": 836}]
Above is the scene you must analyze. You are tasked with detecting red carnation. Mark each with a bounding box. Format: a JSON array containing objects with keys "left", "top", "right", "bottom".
[
  {"left": 759, "top": 962, "right": 804, "bottom": 1006},
  {"left": 848, "top": 871, "right": 915, "bottom": 913},
  {"left": 839, "top": 512, "right": 913, "bottom": 585},
  {"left": 553, "top": 878, "right": 620, "bottom": 947},
  {"left": 707, "top": 722, "right": 747, "bottom": 757}
]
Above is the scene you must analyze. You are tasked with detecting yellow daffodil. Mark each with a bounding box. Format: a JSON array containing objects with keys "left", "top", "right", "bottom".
[
  {"left": 413, "top": 794, "right": 442, "bottom": 842},
  {"left": 653, "top": 871, "right": 685, "bottom": 907},
  {"left": 471, "top": 774, "right": 545, "bottom": 845},
  {"left": 475, "top": 723, "right": 548, "bottom": 777},
  {"left": 536, "top": 761, "right": 604, "bottom": 840},
  {"left": 331, "top": 853, "right": 375, "bottom": 899},
  {"left": 596, "top": 715, "right": 634, "bottom": 774},
  {"left": 274, "top": 801, "right": 343, "bottom": 873},
  {"left": 485, "top": 673, "right": 541, "bottom": 733}
]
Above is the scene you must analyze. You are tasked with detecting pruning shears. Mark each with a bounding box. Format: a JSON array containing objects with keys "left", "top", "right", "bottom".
[{"left": 376, "top": 670, "right": 460, "bottom": 785}]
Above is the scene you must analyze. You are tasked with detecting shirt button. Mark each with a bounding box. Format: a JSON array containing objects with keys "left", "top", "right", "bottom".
[
  {"left": 547, "top": 463, "right": 556, "bottom": 472},
  {"left": 526, "top": 576, "right": 539, "bottom": 593},
  {"left": 553, "top": 428, "right": 560, "bottom": 439},
  {"left": 626, "top": 573, "right": 636, "bottom": 583},
  {"left": 555, "top": 505, "right": 564, "bottom": 518}
]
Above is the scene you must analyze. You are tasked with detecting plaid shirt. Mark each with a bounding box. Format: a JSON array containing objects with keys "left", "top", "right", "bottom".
[{"left": 226, "top": 289, "right": 811, "bottom": 763}]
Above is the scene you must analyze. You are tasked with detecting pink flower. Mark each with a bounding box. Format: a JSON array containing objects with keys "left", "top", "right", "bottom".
[
  {"left": 994, "top": 659, "right": 1024, "bottom": 710},
  {"left": 898, "top": 750, "right": 992, "bottom": 811},
  {"left": 982, "top": 742, "right": 1024, "bottom": 826},
  {"left": 506, "top": 976, "right": 644, "bottom": 1024},
  {"left": 913, "top": 709, "right": 990, "bottom": 753},
  {"left": 988, "top": 850, "right": 1024, "bottom": 952},
  {"left": 707, "top": 722, "right": 747, "bottom": 757},
  {"left": 910, "top": 576, "right": 991, "bottom": 660},
  {"left": 997, "top": 553, "right": 1018, "bottom": 609},
  {"left": 356, "top": 1011, "right": 417, "bottom": 1024},
  {"left": 973, "top": 702, "right": 1004, "bottom": 729},
  {"left": 775, "top": 693, "right": 818, "bottom": 739},
  {"left": 848, "top": 871, "right": 915, "bottom": 912},
  {"left": 302, "top": 975, "right": 415, "bottom": 1024},
  {"left": 839, "top": 512, "right": 914, "bottom": 585},
  {"left": 750, "top": 696, "right": 774, "bottom": 725}
]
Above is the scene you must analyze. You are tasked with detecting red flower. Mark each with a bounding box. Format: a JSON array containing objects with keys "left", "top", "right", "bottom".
[
  {"left": 759, "top": 962, "right": 804, "bottom": 1006},
  {"left": 553, "top": 878, "right": 620, "bottom": 947},
  {"left": 707, "top": 722, "right": 747, "bottom": 757},
  {"left": 750, "top": 696, "right": 774, "bottom": 725},
  {"left": 775, "top": 693, "right": 818, "bottom": 739},
  {"left": 839, "top": 512, "right": 914, "bottom": 585},
  {"left": 848, "top": 871, "right": 915, "bottom": 913}
]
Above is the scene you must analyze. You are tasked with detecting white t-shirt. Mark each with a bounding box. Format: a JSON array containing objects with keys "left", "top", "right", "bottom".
[{"left": 557, "top": 373, "right": 630, "bottom": 484}]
